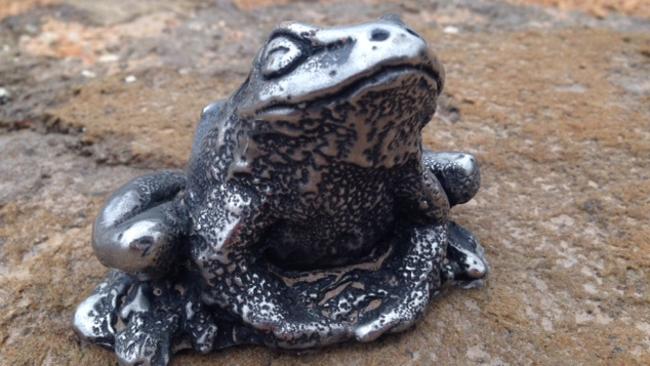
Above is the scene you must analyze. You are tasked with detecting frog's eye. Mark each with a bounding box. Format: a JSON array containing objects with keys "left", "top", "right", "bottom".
[{"left": 261, "top": 36, "right": 304, "bottom": 78}]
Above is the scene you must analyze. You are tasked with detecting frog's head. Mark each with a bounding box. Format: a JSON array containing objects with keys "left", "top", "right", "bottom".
[{"left": 230, "top": 16, "right": 445, "bottom": 170}]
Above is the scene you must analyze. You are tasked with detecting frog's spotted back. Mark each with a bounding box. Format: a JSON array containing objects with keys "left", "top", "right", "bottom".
[{"left": 74, "top": 17, "right": 487, "bottom": 366}]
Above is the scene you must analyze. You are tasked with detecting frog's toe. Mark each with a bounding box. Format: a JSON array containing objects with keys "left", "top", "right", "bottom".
[
  {"left": 115, "top": 312, "right": 177, "bottom": 366},
  {"left": 73, "top": 271, "right": 134, "bottom": 348},
  {"left": 423, "top": 151, "right": 480, "bottom": 206},
  {"left": 355, "top": 317, "right": 401, "bottom": 342},
  {"left": 354, "top": 282, "right": 429, "bottom": 342},
  {"left": 445, "top": 221, "right": 488, "bottom": 283}
]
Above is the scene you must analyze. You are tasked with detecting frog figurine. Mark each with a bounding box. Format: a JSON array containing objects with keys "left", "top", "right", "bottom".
[{"left": 74, "top": 15, "right": 488, "bottom": 366}]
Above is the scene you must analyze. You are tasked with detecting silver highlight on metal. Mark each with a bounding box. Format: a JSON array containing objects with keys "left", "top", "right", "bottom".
[{"left": 74, "top": 16, "right": 488, "bottom": 366}]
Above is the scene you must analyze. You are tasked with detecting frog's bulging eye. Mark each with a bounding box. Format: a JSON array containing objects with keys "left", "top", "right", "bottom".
[{"left": 261, "top": 36, "right": 304, "bottom": 78}]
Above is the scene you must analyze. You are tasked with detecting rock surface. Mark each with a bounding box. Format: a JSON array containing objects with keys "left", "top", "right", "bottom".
[{"left": 0, "top": 0, "right": 648, "bottom": 365}]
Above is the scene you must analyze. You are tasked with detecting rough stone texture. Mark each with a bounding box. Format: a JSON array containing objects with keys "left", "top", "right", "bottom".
[
  {"left": 0, "top": 0, "right": 648, "bottom": 365},
  {"left": 509, "top": 0, "right": 650, "bottom": 18}
]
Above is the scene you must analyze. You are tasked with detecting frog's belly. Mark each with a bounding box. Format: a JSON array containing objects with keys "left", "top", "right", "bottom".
[{"left": 263, "top": 209, "right": 395, "bottom": 270}]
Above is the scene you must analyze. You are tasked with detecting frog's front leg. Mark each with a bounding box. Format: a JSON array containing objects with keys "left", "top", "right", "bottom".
[
  {"left": 420, "top": 151, "right": 487, "bottom": 281},
  {"left": 395, "top": 165, "right": 450, "bottom": 224},
  {"left": 190, "top": 186, "right": 349, "bottom": 347},
  {"left": 423, "top": 150, "right": 480, "bottom": 206},
  {"left": 92, "top": 171, "right": 189, "bottom": 279},
  {"left": 393, "top": 161, "right": 484, "bottom": 276}
]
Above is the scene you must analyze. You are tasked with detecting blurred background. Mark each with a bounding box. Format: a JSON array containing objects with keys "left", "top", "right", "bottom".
[{"left": 0, "top": 1, "right": 648, "bottom": 365}]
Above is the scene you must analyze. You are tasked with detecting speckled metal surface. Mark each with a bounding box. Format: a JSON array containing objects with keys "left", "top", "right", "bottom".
[{"left": 73, "top": 16, "right": 488, "bottom": 366}]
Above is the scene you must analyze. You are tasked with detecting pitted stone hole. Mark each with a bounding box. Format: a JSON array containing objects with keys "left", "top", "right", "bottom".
[{"left": 370, "top": 28, "right": 390, "bottom": 42}]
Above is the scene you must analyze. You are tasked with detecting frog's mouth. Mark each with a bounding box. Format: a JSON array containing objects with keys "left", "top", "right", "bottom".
[{"left": 254, "top": 64, "right": 441, "bottom": 118}]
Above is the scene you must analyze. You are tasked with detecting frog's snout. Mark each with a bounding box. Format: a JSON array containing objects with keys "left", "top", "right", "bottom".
[{"left": 368, "top": 16, "right": 445, "bottom": 93}]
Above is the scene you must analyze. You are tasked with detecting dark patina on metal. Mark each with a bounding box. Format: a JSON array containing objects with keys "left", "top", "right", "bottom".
[{"left": 74, "top": 16, "right": 488, "bottom": 366}]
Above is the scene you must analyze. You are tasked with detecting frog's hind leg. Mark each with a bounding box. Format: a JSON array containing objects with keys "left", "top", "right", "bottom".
[
  {"left": 352, "top": 223, "right": 447, "bottom": 342},
  {"left": 444, "top": 221, "right": 488, "bottom": 283},
  {"left": 92, "top": 171, "right": 188, "bottom": 278},
  {"left": 423, "top": 150, "right": 480, "bottom": 206},
  {"left": 75, "top": 171, "right": 190, "bottom": 363}
]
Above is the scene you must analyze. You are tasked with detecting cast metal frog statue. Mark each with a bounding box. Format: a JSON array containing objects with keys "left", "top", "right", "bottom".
[{"left": 74, "top": 16, "right": 488, "bottom": 366}]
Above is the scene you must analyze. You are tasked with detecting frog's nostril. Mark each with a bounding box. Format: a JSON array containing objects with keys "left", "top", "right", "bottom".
[{"left": 370, "top": 28, "right": 390, "bottom": 42}]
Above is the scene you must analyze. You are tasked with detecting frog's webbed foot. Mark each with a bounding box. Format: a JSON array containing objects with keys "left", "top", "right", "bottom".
[
  {"left": 114, "top": 278, "right": 217, "bottom": 366},
  {"left": 423, "top": 150, "right": 480, "bottom": 206},
  {"left": 114, "top": 301, "right": 178, "bottom": 366},
  {"left": 443, "top": 221, "right": 488, "bottom": 285},
  {"left": 75, "top": 269, "right": 242, "bottom": 366},
  {"left": 92, "top": 171, "right": 188, "bottom": 279},
  {"left": 73, "top": 270, "right": 135, "bottom": 348}
]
